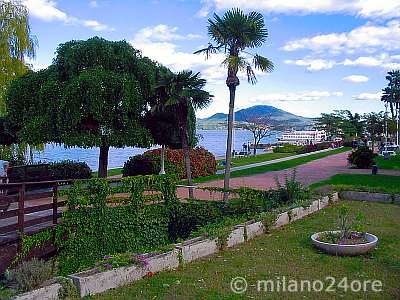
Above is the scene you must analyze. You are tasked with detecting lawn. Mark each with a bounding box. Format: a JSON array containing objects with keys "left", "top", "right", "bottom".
[
  {"left": 310, "top": 174, "right": 400, "bottom": 194},
  {"left": 92, "top": 200, "right": 400, "bottom": 299},
  {"left": 375, "top": 155, "right": 400, "bottom": 171},
  {"left": 216, "top": 152, "right": 294, "bottom": 170},
  {"left": 193, "top": 147, "right": 351, "bottom": 183}
]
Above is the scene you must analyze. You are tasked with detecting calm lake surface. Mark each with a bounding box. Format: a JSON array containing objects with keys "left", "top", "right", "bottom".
[{"left": 33, "top": 129, "right": 280, "bottom": 170}]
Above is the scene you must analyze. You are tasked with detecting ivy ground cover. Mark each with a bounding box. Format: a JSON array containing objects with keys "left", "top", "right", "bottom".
[{"left": 92, "top": 200, "right": 400, "bottom": 299}]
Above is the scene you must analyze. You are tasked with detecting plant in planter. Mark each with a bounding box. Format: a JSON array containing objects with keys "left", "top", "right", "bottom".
[
  {"left": 311, "top": 204, "right": 378, "bottom": 256},
  {"left": 93, "top": 253, "right": 149, "bottom": 272}
]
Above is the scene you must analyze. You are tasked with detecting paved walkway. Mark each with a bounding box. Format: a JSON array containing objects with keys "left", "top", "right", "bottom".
[
  {"left": 215, "top": 147, "right": 336, "bottom": 174},
  {"left": 176, "top": 151, "right": 400, "bottom": 200}
]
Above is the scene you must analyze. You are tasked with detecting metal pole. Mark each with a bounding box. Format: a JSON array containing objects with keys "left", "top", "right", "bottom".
[{"left": 159, "top": 145, "right": 166, "bottom": 175}]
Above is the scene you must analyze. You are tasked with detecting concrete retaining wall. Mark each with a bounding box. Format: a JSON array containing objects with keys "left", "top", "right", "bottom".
[
  {"left": 227, "top": 226, "right": 245, "bottom": 248},
  {"left": 13, "top": 283, "right": 62, "bottom": 300},
  {"left": 69, "top": 265, "right": 145, "bottom": 297},
  {"left": 245, "top": 221, "right": 265, "bottom": 240},
  {"left": 178, "top": 237, "right": 219, "bottom": 263}
]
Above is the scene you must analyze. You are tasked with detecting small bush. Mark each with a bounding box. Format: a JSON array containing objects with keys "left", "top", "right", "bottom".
[
  {"left": 348, "top": 147, "right": 377, "bottom": 169},
  {"left": 7, "top": 160, "right": 91, "bottom": 183},
  {"left": 126, "top": 147, "right": 217, "bottom": 179},
  {"left": 274, "top": 142, "right": 331, "bottom": 155},
  {"left": 7, "top": 259, "right": 55, "bottom": 292},
  {"left": 122, "top": 154, "right": 176, "bottom": 177},
  {"left": 50, "top": 160, "right": 92, "bottom": 180},
  {"left": 273, "top": 144, "right": 301, "bottom": 153}
]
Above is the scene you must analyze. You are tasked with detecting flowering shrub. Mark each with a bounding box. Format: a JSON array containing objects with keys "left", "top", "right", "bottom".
[
  {"left": 144, "top": 147, "right": 216, "bottom": 179},
  {"left": 94, "top": 253, "right": 148, "bottom": 272}
]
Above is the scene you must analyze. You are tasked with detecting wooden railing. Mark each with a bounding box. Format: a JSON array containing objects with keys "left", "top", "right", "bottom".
[{"left": 0, "top": 179, "right": 75, "bottom": 246}]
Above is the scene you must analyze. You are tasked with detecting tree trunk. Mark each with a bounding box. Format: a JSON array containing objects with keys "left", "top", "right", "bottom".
[
  {"left": 223, "top": 85, "right": 237, "bottom": 201},
  {"left": 98, "top": 144, "right": 109, "bottom": 178},
  {"left": 181, "top": 121, "right": 194, "bottom": 199},
  {"left": 159, "top": 144, "right": 166, "bottom": 175}
]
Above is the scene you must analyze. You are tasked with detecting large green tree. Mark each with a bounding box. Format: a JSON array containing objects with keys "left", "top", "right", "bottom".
[
  {"left": 0, "top": 1, "right": 36, "bottom": 113},
  {"left": 154, "top": 70, "right": 212, "bottom": 198},
  {"left": 5, "top": 37, "right": 160, "bottom": 177},
  {"left": 363, "top": 112, "right": 384, "bottom": 149},
  {"left": 195, "top": 8, "right": 274, "bottom": 200}
]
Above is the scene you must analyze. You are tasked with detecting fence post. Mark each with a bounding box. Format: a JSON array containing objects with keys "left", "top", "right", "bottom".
[
  {"left": 17, "top": 183, "right": 25, "bottom": 251},
  {"left": 52, "top": 184, "right": 58, "bottom": 224}
]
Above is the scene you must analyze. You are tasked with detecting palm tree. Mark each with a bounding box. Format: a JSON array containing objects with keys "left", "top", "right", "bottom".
[
  {"left": 154, "top": 70, "right": 212, "bottom": 198},
  {"left": 195, "top": 8, "right": 274, "bottom": 200},
  {"left": 381, "top": 70, "right": 400, "bottom": 145}
]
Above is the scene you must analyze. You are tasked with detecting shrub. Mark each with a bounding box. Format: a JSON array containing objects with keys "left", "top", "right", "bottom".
[
  {"left": 122, "top": 154, "right": 176, "bottom": 177},
  {"left": 49, "top": 160, "right": 92, "bottom": 180},
  {"left": 7, "top": 160, "right": 92, "bottom": 183},
  {"left": 348, "top": 147, "right": 376, "bottom": 169},
  {"left": 6, "top": 259, "right": 55, "bottom": 292},
  {"left": 273, "top": 144, "right": 301, "bottom": 153},
  {"left": 144, "top": 147, "right": 216, "bottom": 179}
]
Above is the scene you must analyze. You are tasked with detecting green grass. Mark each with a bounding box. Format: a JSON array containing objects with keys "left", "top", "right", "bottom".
[
  {"left": 216, "top": 152, "right": 295, "bottom": 170},
  {"left": 375, "top": 155, "right": 400, "bottom": 171},
  {"left": 93, "top": 167, "right": 123, "bottom": 178},
  {"left": 91, "top": 200, "right": 400, "bottom": 299},
  {"left": 193, "top": 147, "right": 351, "bottom": 184},
  {"left": 310, "top": 174, "right": 400, "bottom": 194}
]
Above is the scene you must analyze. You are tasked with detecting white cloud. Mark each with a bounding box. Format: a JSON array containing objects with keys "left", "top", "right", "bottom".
[
  {"left": 89, "top": 1, "right": 99, "bottom": 8},
  {"left": 282, "top": 21, "right": 400, "bottom": 54},
  {"left": 352, "top": 92, "right": 382, "bottom": 101},
  {"left": 200, "top": 0, "right": 400, "bottom": 19},
  {"left": 284, "top": 58, "right": 336, "bottom": 71},
  {"left": 342, "top": 54, "right": 400, "bottom": 70},
  {"left": 83, "top": 20, "right": 111, "bottom": 31},
  {"left": 249, "top": 90, "right": 343, "bottom": 103},
  {"left": 134, "top": 25, "right": 202, "bottom": 43},
  {"left": 23, "top": 0, "right": 113, "bottom": 31},
  {"left": 343, "top": 75, "right": 369, "bottom": 83}
]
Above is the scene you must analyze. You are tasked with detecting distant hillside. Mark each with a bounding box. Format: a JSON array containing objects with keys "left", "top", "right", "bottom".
[{"left": 197, "top": 105, "right": 313, "bottom": 130}]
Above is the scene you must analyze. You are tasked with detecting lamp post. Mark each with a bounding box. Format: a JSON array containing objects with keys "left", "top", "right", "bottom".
[{"left": 159, "top": 145, "right": 166, "bottom": 175}]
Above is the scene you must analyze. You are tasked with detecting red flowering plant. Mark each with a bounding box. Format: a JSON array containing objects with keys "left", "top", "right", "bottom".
[
  {"left": 144, "top": 147, "right": 216, "bottom": 179},
  {"left": 93, "top": 253, "right": 149, "bottom": 272}
]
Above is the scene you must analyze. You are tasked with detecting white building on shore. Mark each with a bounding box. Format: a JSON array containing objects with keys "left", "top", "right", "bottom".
[{"left": 278, "top": 130, "right": 326, "bottom": 145}]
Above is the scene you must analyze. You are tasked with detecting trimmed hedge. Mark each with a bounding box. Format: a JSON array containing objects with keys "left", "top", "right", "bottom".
[
  {"left": 123, "top": 147, "right": 217, "bottom": 179},
  {"left": 273, "top": 142, "right": 332, "bottom": 155},
  {"left": 7, "top": 160, "right": 92, "bottom": 183}
]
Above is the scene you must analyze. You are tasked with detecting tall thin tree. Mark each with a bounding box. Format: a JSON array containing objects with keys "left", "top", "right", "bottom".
[{"left": 195, "top": 8, "right": 274, "bottom": 200}]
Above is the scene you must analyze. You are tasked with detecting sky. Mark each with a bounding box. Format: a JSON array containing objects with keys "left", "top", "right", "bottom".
[{"left": 22, "top": 0, "right": 400, "bottom": 118}]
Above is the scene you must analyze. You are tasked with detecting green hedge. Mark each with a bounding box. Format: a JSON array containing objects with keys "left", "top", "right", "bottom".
[
  {"left": 17, "top": 172, "right": 316, "bottom": 275},
  {"left": 7, "top": 160, "right": 91, "bottom": 183}
]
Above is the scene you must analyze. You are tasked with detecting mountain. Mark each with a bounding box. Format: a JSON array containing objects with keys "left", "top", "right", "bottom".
[{"left": 197, "top": 105, "right": 313, "bottom": 130}]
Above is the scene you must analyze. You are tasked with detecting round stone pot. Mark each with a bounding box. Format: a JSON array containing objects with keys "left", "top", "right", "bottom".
[{"left": 311, "top": 231, "right": 378, "bottom": 256}]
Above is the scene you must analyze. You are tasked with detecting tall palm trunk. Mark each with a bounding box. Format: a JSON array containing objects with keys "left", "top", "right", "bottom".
[
  {"left": 223, "top": 66, "right": 239, "bottom": 202},
  {"left": 179, "top": 103, "right": 194, "bottom": 199}
]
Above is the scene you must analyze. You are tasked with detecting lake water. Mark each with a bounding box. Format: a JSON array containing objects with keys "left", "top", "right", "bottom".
[{"left": 33, "top": 129, "right": 280, "bottom": 170}]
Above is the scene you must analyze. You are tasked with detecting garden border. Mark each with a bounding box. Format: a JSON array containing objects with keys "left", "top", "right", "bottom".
[{"left": 11, "top": 193, "right": 340, "bottom": 299}]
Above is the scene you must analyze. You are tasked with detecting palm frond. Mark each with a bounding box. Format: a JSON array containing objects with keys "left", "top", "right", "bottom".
[
  {"left": 246, "top": 65, "right": 257, "bottom": 85},
  {"left": 221, "top": 55, "right": 248, "bottom": 72},
  {"left": 194, "top": 43, "right": 223, "bottom": 59},
  {"left": 253, "top": 54, "right": 274, "bottom": 72}
]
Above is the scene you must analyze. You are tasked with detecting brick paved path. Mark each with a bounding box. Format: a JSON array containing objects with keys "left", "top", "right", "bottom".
[{"left": 176, "top": 151, "right": 400, "bottom": 200}]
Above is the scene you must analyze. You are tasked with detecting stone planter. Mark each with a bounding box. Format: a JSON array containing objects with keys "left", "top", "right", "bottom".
[
  {"left": 13, "top": 283, "right": 62, "bottom": 300},
  {"left": 142, "top": 250, "right": 180, "bottom": 273},
  {"left": 177, "top": 236, "right": 219, "bottom": 263},
  {"left": 311, "top": 231, "right": 378, "bottom": 256},
  {"left": 273, "top": 212, "right": 289, "bottom": 228},
  {"left": 244, "top": 221, "right": 265, "bottom": 240},
  {"left": 69, "top": 265, "right": 145, "bottom": 297},
  {"left": 289, "top": 207, "right": 304, "bottom": 222},
  {"left": 319, "top": 196, "right": 330, "bottom": 209},
  {"left": 226, "top": 225, "right": 245, "bottom": 248}
]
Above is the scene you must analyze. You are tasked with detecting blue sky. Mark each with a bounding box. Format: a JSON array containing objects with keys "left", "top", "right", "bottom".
[{"left": 23, "top": 0, "right": 400, "bottom": 118}]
